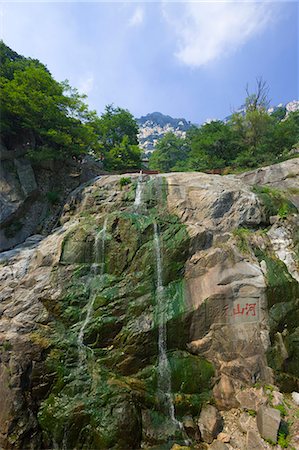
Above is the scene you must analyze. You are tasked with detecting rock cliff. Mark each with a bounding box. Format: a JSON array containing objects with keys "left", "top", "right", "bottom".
[
  {"left": 0, "top": 159, "right": 298, "bottom": 449},
  {"left": 0, "top": 156, "right": 103, "bottom": 252}
]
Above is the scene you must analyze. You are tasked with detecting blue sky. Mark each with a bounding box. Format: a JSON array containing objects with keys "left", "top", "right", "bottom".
[{"left": 0, "top": 1, "right": 298, "bottom": 123}]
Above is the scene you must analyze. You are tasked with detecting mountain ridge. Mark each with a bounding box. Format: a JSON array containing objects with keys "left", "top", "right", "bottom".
[{"left": 137, "top": 101, "right": 299, "bottom": 154}]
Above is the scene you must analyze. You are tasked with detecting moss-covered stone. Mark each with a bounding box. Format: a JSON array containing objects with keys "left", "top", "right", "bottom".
[
  {"left": 168, "top": 351, "right": 214, "bottom": 395},
  {"left": 255, "top": 249, "right": 299, "bottom": 308},
  {"left": 252, "top": 186, "right": 298, "bottom": 221},
  {"left": 36, "top": 176, "right": 216, "bottom": 449},
  {"left": 255, "top": 249, "right": 299, "bottom": 390}
]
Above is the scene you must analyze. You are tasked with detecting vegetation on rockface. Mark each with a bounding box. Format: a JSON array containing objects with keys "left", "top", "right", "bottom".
[
  {"left": 231, "top": 182, "right": 299, "bottom": 392},
  {"left": 0, "top": 42, "right": 141, "bottom": 170},
  {"left": 252, "top": 186, "right": 298, "bottom": 220},
  {"left": 37, "top": 177, "right": 215, "bottom": 449},
  {"left": 254, "top": 244, "right": 299, "bottom": 391},
  {"left": 149, "top": 79, "right": 299, "bottom": 173}
]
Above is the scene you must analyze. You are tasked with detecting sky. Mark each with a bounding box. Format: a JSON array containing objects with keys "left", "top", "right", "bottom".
[{"left": 0, "top": 0, "right": 298, "bottom": 124}]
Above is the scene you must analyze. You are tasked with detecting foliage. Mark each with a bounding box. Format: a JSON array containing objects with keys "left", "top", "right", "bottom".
[
  {"left": 0, "top": 42, "right": 100, "bottom": 160},
  {"left": 277, "top": 432, "right": 290, "bottom": 448},
  {"left": 119, "top": 177, "right": 131, "bottom": 188},
  {"left": 187, "top": 120, "right": 240, "bottom": 171},
  {"left": 252, "top": 186, "right": 297, "bottom": 219},
  {"left": 149, "top": 78, "right": 299, "bottom": 173},
  {"left": 104, "top": 135, "right": 141, "bottom": 171},
  {"left": 0, "top": 42, "right": 141, "bottom": 171},
  {"left": 91, "top": 105, "right": 141, "bottom": 170},
  {"left": 274, "top": 404, "right": 287, "bottom": 417},
  {"left": 149, "top": 132, "right": 190, "bottom": 172},
  {"left": 233, "top": 227, "right": 253, "bottom": 254},
  {"left": 277, "top": 420, "right": 290, "bottom": 448},
  {"left": 46, "top": 191, "right": 60, "bottom": 204},
  {"left": 247, "top": 409, "right": 257, "bottom": 417}
]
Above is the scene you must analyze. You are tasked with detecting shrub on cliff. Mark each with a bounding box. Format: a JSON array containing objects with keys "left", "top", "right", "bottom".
[{"left": 0, "top": 41, "right": 101, "bottom": 161}]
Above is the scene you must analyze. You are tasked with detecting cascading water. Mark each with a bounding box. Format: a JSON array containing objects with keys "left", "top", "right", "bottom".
[
  {"left": 153, "top": 221, "right": 178, "bottom": 427},
  {"left": 77, "top": 217, "right": 107, "bottom": 364},
  {"left": 137, "top": 179, "right": 187, "bottom": 441},
  {"left": 134, "top": 170, "right": 143, "bottom": 209}
]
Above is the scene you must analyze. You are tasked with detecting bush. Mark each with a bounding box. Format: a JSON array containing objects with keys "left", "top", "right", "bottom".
[
  {"left": 252, "top": 186, "right": 297, "bottom": 219},
  {"left": 46, "top": 191, "right": 60, "bottom": 204},
  {"left": 119, "top": 177, "right": 131, "bottom": 188},
  {"left": 277, "top": 420, "right": 290, "bottom": 448},
  {"left": 233, "top": 227, "right": 252, "bottom": 253}
]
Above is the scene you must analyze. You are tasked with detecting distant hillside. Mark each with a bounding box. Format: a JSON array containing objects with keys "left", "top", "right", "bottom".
[
  {"left": 224, "top": 100, "right": 299, "bottom": 123},
  {"left": 137, "top": 102, "right": 299, "bottom": 155},
  {"left": 137, "top": 112, "right": 193, "bottom": 155}
]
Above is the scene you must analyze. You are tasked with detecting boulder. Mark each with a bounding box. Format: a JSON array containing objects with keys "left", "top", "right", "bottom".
[
  {"left": 291, "top": 391, "right": 299, "bottom": 405},
  {"left": 14, "top": 158, "right": 38, "bottom": 197},
  {"left": 271, "top": 390, "right": 284, "bottom": 406},
  {"left": 182, "top": 415, "right": 200, "bottom": 441},
  {"left": 256, "top": 406, "right": 281, "bottom": 443},
  {"left": 1, "top": 162, "right": 298, "bottom": 449},
  {"left": 238, "top": 412, "right": 255, "bottom": 434},
  {"left": 198, "top": 405, "right": 223, "bottom": 444},
  {"left": 213, "top": 375, "right": 239, "bottom": 410},
  {"left": 217, "top": 432, "right": 230, "bottom": 443},
  {"left": 209, "top": 441, "right": 229, "bottom": 450},
  {"left": 246, "top": 429, "right": 265, "bottom": 450},
  {"left": 236, "top": 388, "right": 266, "bottom": 412}
]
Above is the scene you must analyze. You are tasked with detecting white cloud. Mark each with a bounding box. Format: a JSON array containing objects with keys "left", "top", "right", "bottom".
[
  {"left": 128, "top": 6, "right": 144, "bottom": 27},
  {"left": 78, "top": 74, "right": 94, "bottom": 95},
  {"left": 162, "top": 2, "right": 276, "bottom": 67}
]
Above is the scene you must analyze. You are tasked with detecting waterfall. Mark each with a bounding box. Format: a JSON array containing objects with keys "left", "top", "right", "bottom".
[
  {"left": 134, "top": 171, "right": 143, "bottom": 209},
  {"left": 77, "top": 217, "right": 107, "bottom": 364},
  {"left": 153, "top": 222, "right": 177, "bottom": 425}
]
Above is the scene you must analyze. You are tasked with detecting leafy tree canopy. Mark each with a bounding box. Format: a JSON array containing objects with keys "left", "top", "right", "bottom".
[
  {"left": 0, "top": 41, "right": 99, "bottom": 160},
  {"left": 149, "top": 132, "right": 190, "bottom": 172},
  {"left": 91, "top": 104, "right": 141, "bottom": 170},
  {"left": 0, "top": 42, "right": 141, "bottom": 170},
  {"left": 149, "top": 78, "right": 299, "bottom": 173}
]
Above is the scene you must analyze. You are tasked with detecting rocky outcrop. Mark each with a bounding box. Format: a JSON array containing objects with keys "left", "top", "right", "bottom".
[
  {"left": 137, "top": 112, "right": 192, "bottom": 154},
  {"left": 0, "top": 159, "right": 298, "bottom": 449},
  {"left": 198, "top": 405, "right": 223, "bottom": 443},
  {"left": 0, "top": 156, "right": 103, "bottom": 252},
  {"left": 256, "top": 406, "right": 281, "bottom": 443}
]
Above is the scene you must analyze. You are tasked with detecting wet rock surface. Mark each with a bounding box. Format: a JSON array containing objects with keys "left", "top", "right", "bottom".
[{"left": 0, "top": 159, "right": 298, "bottom": 448}]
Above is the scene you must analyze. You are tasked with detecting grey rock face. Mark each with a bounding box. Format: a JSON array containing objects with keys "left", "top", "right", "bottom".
[
  {"left": 236, "top": 388, "right": 266, "bottom": 412},
  {"left": 0, "top": 160, "right": 298, "bottom": 449},
  {"left": 14, "top": 158, "right": 38, "bottom": 197},
  {"left": 209, "top": 441, "right": 229, "bottom": 450},
  {"left": 238, "top": 412, "right": 256, "bottom": 433},
  {"left": 198, "top": 405, "right": 223, "bottom": 443},
  {"left": 246, "top": 429, "right": 265, "bottom": 450},
  {"left": 256, "top": 406, "right": 281, "bottom": 443}
]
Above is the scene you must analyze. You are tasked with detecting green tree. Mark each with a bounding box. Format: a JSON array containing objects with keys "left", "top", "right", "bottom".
[
  {"left": 149, "top": 132, "right": 190, "bottom": 172},
  {"left": 0, "top": 41, "right": 99, "bottom": 160},
  {"left": 94, "top": 104, "right": 139, "bottom": 152},
  {"left": 104, "top": 135, "right": 141, "bottom": 170},
  {"left": 187, "top": 121, "right": 240, "bottom": 171},
  {"left": 91, "top": 104, "right": 141, "bottom": 170}
]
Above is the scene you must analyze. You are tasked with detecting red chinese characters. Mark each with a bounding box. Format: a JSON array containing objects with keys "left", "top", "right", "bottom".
[{"left": 232, "top": 302, "right": 257, "bottom": 317}]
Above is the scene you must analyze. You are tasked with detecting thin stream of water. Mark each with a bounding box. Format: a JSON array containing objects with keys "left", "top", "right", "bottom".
[
  {"left": 153, "top": 221, "right": 177, "bottom": 426},
  {"left": 77, "top": 218, "right": 108, "bottom": 364},
  {"left": 134, "top": 170, "right": 143, "bottom": 209}
]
